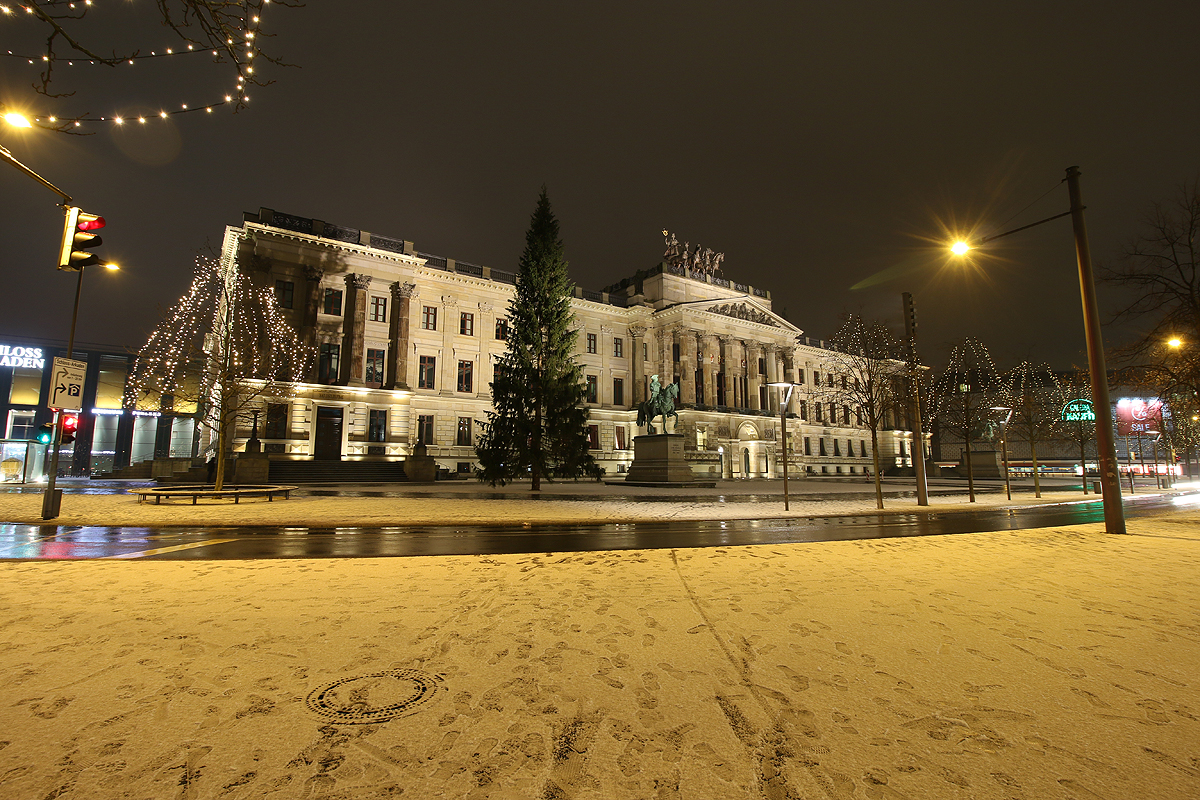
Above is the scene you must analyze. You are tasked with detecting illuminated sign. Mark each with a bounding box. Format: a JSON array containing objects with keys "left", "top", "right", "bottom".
[
  {"left": 1061, "top": 399, "right": 1095, "bottom": 422},
  {"left": 0, "top": 345, "right": 45, "bottom": 369},
  {"left": 132, "top": 410, "right": 161, "bottom": 417},
  {"left": 92, "top": 408, "right": 125, "bottom": 416},
  {"left": 1115, "top": 397, "right": 1163, "bottom": 435}
]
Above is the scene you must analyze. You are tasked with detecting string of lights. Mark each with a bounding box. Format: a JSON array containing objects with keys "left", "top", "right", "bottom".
[{"left": 1, "top": 0, "right": 288, "bottom": 133}]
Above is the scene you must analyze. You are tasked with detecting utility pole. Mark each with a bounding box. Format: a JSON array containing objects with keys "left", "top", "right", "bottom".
[{"left": 902, "top": 292, "right": 929, "bottom": 506}]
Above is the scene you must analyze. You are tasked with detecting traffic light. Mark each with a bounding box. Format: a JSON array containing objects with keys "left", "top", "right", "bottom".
[
  {"left": 36, "top": 422, "right": 54, "bottom": 445},
  {"left": 58, "top": 206, "right": 106, "bottom": 271},
  {"left": 60, "top": 414, "right": 79, "bottom": 445}
]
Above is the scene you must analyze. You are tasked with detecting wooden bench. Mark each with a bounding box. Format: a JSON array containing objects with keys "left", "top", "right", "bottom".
[{"left": 129, "top": 485, "right": 299, "bottom": 505}]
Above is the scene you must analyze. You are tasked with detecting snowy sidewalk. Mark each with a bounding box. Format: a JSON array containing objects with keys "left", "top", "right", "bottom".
[{"left": 1, "top": 504, "right": 1198, "bottom": 798}]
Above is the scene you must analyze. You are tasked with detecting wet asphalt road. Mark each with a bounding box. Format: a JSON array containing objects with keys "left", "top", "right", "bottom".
[{"left": 0, "top": 492, "right": 1188, "bottom": 561}]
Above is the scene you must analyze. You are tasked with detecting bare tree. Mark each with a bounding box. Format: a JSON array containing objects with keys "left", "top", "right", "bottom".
[
  {"left": 1054, "top": 368, "right": 1098, "bottom": 494},
  {"left": 125, "top": 252, "right": 312, "bottom": 489},
  {"left": 820, "top": 315, "right": 905, "bottom": 509},
  {"left": 3, "top": 0, "right": 298, "bottom": 133},
  {"left": 1005, "top": 361, "right": 1065, "bottom": 497},
  {"left": 930, "top": 337, "right": 1009, "bottom": 502}
]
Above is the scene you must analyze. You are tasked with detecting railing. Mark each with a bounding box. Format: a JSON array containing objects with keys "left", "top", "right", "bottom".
[
  {"left": 454, "top": 261, "right": 484, "bottom": 277},
  {"left": 418, "top": 253, "right": 448, "bottom": 270},
  {"left": 323, "top": 223, "right": 360, "bottom": 244},
  {"left": 371, "top": 235, "right": 407, "bottom": 254},
  {"left": 271, "top": 212, "right": 312, "bottom": 234},
  {"left": 491, "top": 270, "right": 517, "bottom": 284},
  {"left": 581, "top": 289, "right": 604, "bottom": 303}
]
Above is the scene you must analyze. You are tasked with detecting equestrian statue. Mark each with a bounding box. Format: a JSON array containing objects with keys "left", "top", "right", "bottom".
[{"left": 636, "top": 374, "right": 680, "bottom": 434}]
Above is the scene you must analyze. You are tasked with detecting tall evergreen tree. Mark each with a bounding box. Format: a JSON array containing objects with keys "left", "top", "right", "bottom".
[{"left": 475, "top": 189, "right": 595, "bottom": 489}]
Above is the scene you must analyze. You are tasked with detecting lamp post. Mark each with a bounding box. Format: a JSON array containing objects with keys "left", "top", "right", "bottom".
[
  {"left": 769, "top": 381, "right": 797, "bottom": 510},
  {"left": 991, "top": 406, "right": 1014, "bottom": 500},
  {"left": 951, "top": 166, "right": 1125, "bottom": 534}
]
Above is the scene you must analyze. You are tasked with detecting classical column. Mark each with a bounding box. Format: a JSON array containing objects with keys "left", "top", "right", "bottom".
[
  {"left": 386, "top": 281, "right": 414, "bottom": 389},
  {"left": 340, "top": 273, "right": 371, "bottom": 386},
  {"left": 719, "top": 336, "right": 733, "bottom": 408},
  {"left": 701, "top": 334, "right": 718, "bottom": 407},
  {"left": 748, "top": 343, "right": 763, "bottom": 411},
  {"left": 440, "top": 295, "right": 457, "bottom": 394},
  {"left": 301, "top": 266, "right": 324, "bottom": 382},
  {"left": 681, "top": 331, "right": 698, "bottom": 405},
  {"left": 629, "top": 326, "right": 646, "bottom": 404}
]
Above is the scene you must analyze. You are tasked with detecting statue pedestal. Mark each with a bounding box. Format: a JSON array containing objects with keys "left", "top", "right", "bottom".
[{"left": 622, "top": 434, "right": 715, "bottom": 487}]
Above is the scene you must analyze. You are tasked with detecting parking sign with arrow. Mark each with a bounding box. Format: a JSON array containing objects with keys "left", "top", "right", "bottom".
[{"left": 49, "top": 356, "right": 87, "bottom": 411}]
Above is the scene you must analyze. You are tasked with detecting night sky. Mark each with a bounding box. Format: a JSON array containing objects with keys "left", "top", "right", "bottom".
[{"left": 2, "top": 2, "right": 1198, "bottom": 371}]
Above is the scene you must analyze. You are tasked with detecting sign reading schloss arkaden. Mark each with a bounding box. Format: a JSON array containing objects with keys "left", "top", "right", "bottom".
[{"left": 49, "top": 357, "right": 87, "bottom": 411}]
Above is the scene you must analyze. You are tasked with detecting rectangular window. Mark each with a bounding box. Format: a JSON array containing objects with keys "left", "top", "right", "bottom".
[
  {"left": 643, "top": 342, "right": 648, "bottom": 361},
  {"left": 457, "top": 416, "right": 472, "bottom": 446},
  {"left": 586, "top": 333, "right": 597, "bottom": 354},
  {"left": 696, "top": 428, "right": 707, "bottom": 450},
  {"left": 613, "top": 378, "right": 624, "bottom": 406},
  {"left": 460, "top": 313, "right": 474, "bottom": 336},
  {"left": 586, "top": 375, "right": 598, "bottom": 404},
  {"left": 616, "top": 426, "right": 627, "bottom": 450},
  {"left": 457, "top": 360, "right": 473, "bottom": 393},
  {"left": 860, "top": 440, "right": 868, "bottom": 457},
  {"left": 614, "top": 337, "right": 623, "bottom": 358},
  {"left": 834, "top": 439, "right": 841, "bottom": 456},
  {"left": 815, "top": 402, "right": 823, "bottom": 422},
  {"left": 843, "top": 405, "right": 850, "bottom": 425},
  {"left": 9, "top": 366, "right": 41, "bottom": 405},
  {"left": 495, "top": 318, "right": 508, "bottom": 340},
  {"left": 318, "top": 343, "right": 340, "bottom": 384},
  {"left": 365, "top": 347, "right": 386, "bottom": 385},
  {"left": 841, "top": 375, "right": 848, "bottom": 389},
  {"left": 369, "top": 296, "right": 387, "bottom": 322},
  {"left": 95, "top": 355, "right": 128, "bottom": 409},
  {"left": 797, "top": 369, "right": 805, "bottom": 384},
  {"left": 856, "top": 408, "right": 863, "bottom": 426},
  {"left": 758, "top": 357, "right": 766, "bottom": 376},
  {"left": 828, "top": 373, "right": 835, "bottom": 387},
  {"left": 716, "top": 373, "right": 725, "bottom": 406},
  {"left": 804, "top": 436, "right": 812, "bottom": 456},
  {"left": 672, "top": 343, "right": 681, "bottom": 362},
  {"left": 799, "top": 400, "right": 808, "bottom": 421},
  {"left": 7, "top": 410, "right": 35, "bottom": 440},
  {"left": 813, "top": 370, "right": 820, "bottom": 385},
  {"left": 322, "top": 288, "right": 343, "bottom": 315},
  {"left": 265, "top": 403, "right": 288, "bottom": 439},
  {"left": 418, "top": 355, "right": 436, "bottom": 389},
  {"left": 417, "top": 414, "right": 434, "bottom": 445},
  {"left": 849, "top": 439, "right": 856, "bottom": 458},
  {"left": 819, "top": 438, "right": 827, "bottom": 456},
  {"left": 587, "top": 424, "right": 600, "bottom": 450},
  {"left": 369, "top": 409, "right": 387, "bottom": 442},
  {"left": 421, "top": 305, "right": 437, "bottom": 330},
  {"left": 275, "top": 279, "right": 294, "bottom": 309}
]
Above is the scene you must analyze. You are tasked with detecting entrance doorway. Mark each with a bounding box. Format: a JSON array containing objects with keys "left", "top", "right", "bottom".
[{"left": 314, "top": 407, "right": 343, "bottom": 460}]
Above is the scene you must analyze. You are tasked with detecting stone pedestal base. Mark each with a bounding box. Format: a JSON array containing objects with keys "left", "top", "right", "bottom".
[
  {"left": 964, "top": 449, "right": 1004, "bottom": 478},
  {"left": 234, "top": 453, "right": 270, "bottom": 485},
  {"left": 623, "top": 434, "right": 713, "bottom": 486}
]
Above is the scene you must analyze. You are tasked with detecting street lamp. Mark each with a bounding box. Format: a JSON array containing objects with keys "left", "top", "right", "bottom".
[
  {"left": 990, "top": 406, "right": 1014, "bottom": 500},
  {"left": 768, "top": 381, "right": 797, "bottom": 510},
  {"left": 950, "top": 166, "right": 1125, "bottom": 534}
]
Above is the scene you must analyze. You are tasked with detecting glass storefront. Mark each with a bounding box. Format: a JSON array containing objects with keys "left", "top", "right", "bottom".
[{"left": 0, "top": 440, "right": 47, "bottom": 483}]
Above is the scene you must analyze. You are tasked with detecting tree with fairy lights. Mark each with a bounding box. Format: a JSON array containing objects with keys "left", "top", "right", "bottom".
[
  {"left": 1, "top": 0, "right": 297, "bottom": 133},
  {"left": 125, "top": 250, "right": 312, "bottom": 489},
  {"left": 475, "top": 189, "right": 596, "bottom": 489},
  {"left": 1004, "top": 361, "right": 1066, "bottom": 498}
]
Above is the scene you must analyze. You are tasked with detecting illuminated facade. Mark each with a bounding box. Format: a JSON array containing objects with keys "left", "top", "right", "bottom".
[{"left": 214, "top": 208, "right": 920, "bottom": 479}]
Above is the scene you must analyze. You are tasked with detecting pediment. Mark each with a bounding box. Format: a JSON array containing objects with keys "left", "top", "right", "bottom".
[{"left": 693, "top": 298, "right": 800, "bottom": 333}]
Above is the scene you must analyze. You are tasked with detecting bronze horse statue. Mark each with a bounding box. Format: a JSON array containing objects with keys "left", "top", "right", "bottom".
[{"left": 637, "top": 374, "right": 679, "bottom": 434}]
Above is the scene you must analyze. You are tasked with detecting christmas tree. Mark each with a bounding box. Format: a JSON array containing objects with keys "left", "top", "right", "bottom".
[{"left": 476, "top": 189, "right": 595, "bottom": 489}]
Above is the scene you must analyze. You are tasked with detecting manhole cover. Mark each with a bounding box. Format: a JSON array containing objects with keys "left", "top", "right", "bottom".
[{"left": 305, "top": 669, "right": 444, "bottom": 724}]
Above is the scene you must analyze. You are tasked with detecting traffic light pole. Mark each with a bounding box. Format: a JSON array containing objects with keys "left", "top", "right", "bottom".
[
  {"left": 41, "top": 262, "right": 85, "bottom": 519},
  {"left": 902, "top": 292, "right": 929, "bottom": 506}
]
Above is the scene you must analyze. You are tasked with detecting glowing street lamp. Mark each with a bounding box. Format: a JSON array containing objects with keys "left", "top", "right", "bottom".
[
  {"left": 990, "top": 406, "right": 1014, "bottom": 500},
  {"left": 4, "top": 111, "right": 32, "bottom": 128},
  {"left": 950, "top": 167, "right": 1125, "bottom": 534}
]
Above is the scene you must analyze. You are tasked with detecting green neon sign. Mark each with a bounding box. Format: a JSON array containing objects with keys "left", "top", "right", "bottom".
[{"left": 1062, "top": 399, "right": 1095, "bottom": 422}]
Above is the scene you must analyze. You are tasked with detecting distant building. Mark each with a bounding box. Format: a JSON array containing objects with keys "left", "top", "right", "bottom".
[{"left": 208, "top": 208, "right": 920, "bottom": 479}]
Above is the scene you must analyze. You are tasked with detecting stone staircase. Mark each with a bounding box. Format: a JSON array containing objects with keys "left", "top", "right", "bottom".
[{"left": 267, "top": 459, "right": 409, "bottom": 484}]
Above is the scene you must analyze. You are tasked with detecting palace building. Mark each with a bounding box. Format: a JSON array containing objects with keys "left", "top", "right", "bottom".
[{"left": 207, "top": 208, "right": 920, "bottom": 479}]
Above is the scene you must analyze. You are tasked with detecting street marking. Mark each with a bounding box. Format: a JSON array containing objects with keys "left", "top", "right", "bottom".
[{"left": 102, "top": 538, "right": 240, "bottom": 559}]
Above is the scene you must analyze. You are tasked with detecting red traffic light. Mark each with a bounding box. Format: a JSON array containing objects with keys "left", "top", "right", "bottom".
[
  {"left": 76, "top": 215, "right": 105, "bottom": 232},
  {"left": 62, "top": 414, "right": 79, "bottom": 433}
]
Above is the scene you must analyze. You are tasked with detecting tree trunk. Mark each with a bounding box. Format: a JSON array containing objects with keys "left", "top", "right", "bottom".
[
  {"left": 1030, "top": 436, "right": 1041, "bottom": 498},
  {"left": 964, "top": 438, "right": 976, "bottom": 502},
  {"left": 870, "top": 427, "right": 883, "bottom": 509},
  {"left": 532, "top": 402, "right": 542, "bottom": 491},
  {"left": 1079, "top": 421, "right": 1088, "bottom": 494}
]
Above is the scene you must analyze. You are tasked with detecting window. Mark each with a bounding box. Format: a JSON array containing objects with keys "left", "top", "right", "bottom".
[
  {"left": 672, "top": 343, "right": 680, "bottom": 362},
  {"left": 457, "top": 360, "right": 473, "bottom": 393},
  {"left": 418, "top": 356, "right": 436, "bottom": 389},
  {"left": 9, "top": 366, "right": 41, "bottom": 405},
  {"left": 856, "top": 409, "right": 863, "bottom": 426},
  {"left": 495, "top": 318, "right": 508, "bottom": 340},
  {"left": 643, "top": 342, "right": 648, "bottom": 361},
  {"left": 804, "top": 437, "right": 812, "bottom": 456},
  {"left": 819, "top": 438, "right": 827, "bottom": 456},
  {"left": 95, "top": 356, "right": 128, "bottom": 409},
  {"left": 613, "top": 378, "right": 624, "bottom": 406},
  {"left": 613, "top": 337, "right": 623, "bottom": 358},
  {"left": 369, "top": 409, "right": 387, "bottom": 442},
  {"left": 421, "top": 305, "right": 437, "bottom": 330},
  {"left": 813, "top": 370, "right": 820, "bottom": 385},
  {"left": 586, "top": 333, "right": 597, "bottom": 354},
  {"left": 696, "top": 428, "right": 707, "bottom": 450},
  {"left": 265, "top": 404, "right": 288, "bottom": 439},
  {"left": 460, "top": 313, "right": 474, "bottom": 336},
  {"left": 616, "top": 426, "right": 627, "bottom": 450},
  {"left": 758, "top": 358, "right": 766, "bottom": 376},
  {"left": 417, "top": 414, "right": 434, "bottom": 445},
  {"left": 586, "top": 375, "right": 598, "bottom": 403},
  {"left": 587, "top": 424, "right": 600, "bottom": 449},
  {"left": 7, "top": 410, "right": 34, "bottom": 440},
  {"left": 457, "top": 417, "right": 472, "bottom": 446},
  {"left": 318, "top": 343, "right": 340, "bottom": 384},
  {"left": 275, "top": 279, "right": 294, "bottom": 309},
  {"left": 843, "top": 405, "right": 850, "bottom": 425},
  {"left": 799, "top": 400, "right": 808, "bottom": 421},
  {"left": 815, "top": 402, "right": 823, "bottom": 422},
  {"left": 322, "top": 288, "right": 343, "bottom": 316},
  {"left": 716, "top": 373, "right": 725, "bottom": 406},
  {"left": 366, "top": 348, "right": 386, "bottom": 385},
  {"left": 797, "top": 369, "right": 805, "bottom": 384},
  {"left": 847, "top": 439, "right": 854, "bottom": 458},
  {"left": 369, "top": 296, "right": 387, "bottom": 322},
  {"left": 834, "top": 439, "right": 841, "bottom": 456},
  {"left": 860, "top": 440, "right": 868, "bottom": 457},
  {"left": 900, "top": 440, "right": 907, "bottom": 457},
  {"left": 828, "top": 373, "right": 835, "bottom": 387}
]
